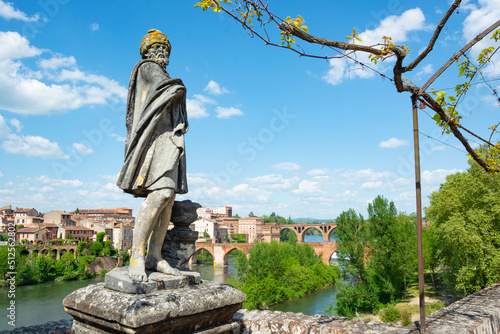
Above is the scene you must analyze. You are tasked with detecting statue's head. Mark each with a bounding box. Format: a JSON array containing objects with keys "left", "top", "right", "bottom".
[{"left": 140, "top": 29, "right": 171, "bottom": 68}]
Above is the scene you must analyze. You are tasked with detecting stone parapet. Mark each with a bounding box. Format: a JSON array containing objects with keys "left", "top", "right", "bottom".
[
  {"left": 423, "top": 282, "right": 500, "bottom": 334},
  {"left": 233, "top": 309, "right": 414, "bottom": 333}
]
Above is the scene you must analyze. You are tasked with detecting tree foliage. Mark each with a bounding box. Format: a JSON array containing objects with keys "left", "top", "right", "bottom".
[
  {"left": 426, "top": 151, "right": 500, "bottom": 296},
  {"left": 196, "top": 0, "right": 500, "bottom": 173},
  {"left": 334, "top": 196, "right": 417, "bottom": 317},
  {"left": 232, "top": 241, "right": 337, "bottom": 309}
]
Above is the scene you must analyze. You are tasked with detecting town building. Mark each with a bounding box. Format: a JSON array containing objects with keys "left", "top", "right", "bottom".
[
  {"left": 196, "top": 206, "right": 232, "bottom": 220},
  {"left": 80, "top": 219, "right": 113, "bottom": 241},
  {"left": 106, "top": 221, "right": 133, "bottom": 251},
  {"left": 74, "top": 208, "right": 134, "bottom": 222},
  {"left": 214, "top": 217, "right": 239, "bottom": 237},
  {"left": 0, "top": 205, "right": 14, "bottom": 233},
  {"left": 13, "top": 208, "right": 43, "bottom": 226},
  {"left": 58, "top": 225, "right": 94, "bottom": 242},
  {"left": 39, "top": 223, "right": 59, "bottom": 240},
  {"left": 238, "top": 217, "right": 264, "bottom": 243},
  {"left": 261, "top": 222, "right": 281, "bottom": 242},
  {"left": 44, "top": 211, "right": 75, "bottom": 226},
  {"left": 191, "top": 219, "right": 216, "bottom": 240},
  {"left": 17, "top": 227, "right": 49, "bottom": 243}
]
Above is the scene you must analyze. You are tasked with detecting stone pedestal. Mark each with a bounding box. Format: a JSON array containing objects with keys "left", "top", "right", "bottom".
[
  {"left": 63, "top": 281, "right": 246, "bottom": 334},
  {"left": 162, "top": 200, "right": 201, "bottom": 270}
]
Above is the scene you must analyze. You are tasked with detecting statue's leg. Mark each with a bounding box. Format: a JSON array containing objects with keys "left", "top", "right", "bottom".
[
  {"left": 128, "top": 190, "right": 169, "bottom": 282},
  {"left": 145, "top": 189, "right": 181, "bottom": 276}
]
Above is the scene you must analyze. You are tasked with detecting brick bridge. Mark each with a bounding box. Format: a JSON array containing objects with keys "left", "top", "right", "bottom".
[
  {"left": 278, "top": 223, "right": 337, "bottom": 242},
  {"left": 192, "top": 242, "right": 337, "bottom": 267},
  {"left": 23, "top": 244, "right": 78, "bottom": 260}
]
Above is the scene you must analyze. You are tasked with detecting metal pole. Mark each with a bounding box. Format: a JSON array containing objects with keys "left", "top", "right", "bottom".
[{"left": 411, "top": 94, "right": 426, "bottom": 332}]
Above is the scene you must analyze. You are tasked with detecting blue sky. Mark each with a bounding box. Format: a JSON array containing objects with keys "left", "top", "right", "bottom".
[{"left": 0, "top": 0, "right": 498, "bottom": 219}]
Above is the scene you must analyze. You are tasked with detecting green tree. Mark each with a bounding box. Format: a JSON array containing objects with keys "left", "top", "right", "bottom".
[
  {"left": 90, "top": 242, "right": 103, "bottom": 256},
  {"left": 96, "top": 232, "right": 106, "bottom": 244},
  {"left": 334, "top": 197, "right": 417, "bottom": 317},
  {"left": 367, "top": 196, "right": 417, "bottom": 303},
  {"left": 232, "top": 241, "right": 337, "bottom": 309},
  {"left": 426, "top": 153, "right": 500, "bottom": 296}
]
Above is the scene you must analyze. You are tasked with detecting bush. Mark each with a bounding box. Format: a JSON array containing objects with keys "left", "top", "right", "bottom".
[
  {"left": 401, "top": 308, "right": 413, "bottom": 326},
  {"left": 425, "top": 300, "right": 445, "bottom": 315},
  {"left": 380, "top": 304, "right": 401, "bottom": 323}
]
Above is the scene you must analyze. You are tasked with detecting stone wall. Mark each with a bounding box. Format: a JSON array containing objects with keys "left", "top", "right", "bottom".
[{"left": 3, "top": 282, "right": 499, "bottom": 334}]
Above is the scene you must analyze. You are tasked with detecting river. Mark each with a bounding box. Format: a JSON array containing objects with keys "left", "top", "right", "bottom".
[{"left": 0, "top": 235, "right": 337, "bottom": 330}]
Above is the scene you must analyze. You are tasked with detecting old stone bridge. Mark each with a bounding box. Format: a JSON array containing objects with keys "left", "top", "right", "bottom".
[
  {"left": 278, "top": 223, "right": 337, "bottom": 242},
  {"left": 192, "top": 242, "right": 337, "bottom": 267},
  {"left": 23, "top": 244, "right": 78, "bottom": 260}
]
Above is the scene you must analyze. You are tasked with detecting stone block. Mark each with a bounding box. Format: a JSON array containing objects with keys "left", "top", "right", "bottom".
[
  {"left": 64, "top": 281, "right": 246, "bottom": 334},
  {"left": 104, "top": 266, "right": 201, "bottom": 294}
]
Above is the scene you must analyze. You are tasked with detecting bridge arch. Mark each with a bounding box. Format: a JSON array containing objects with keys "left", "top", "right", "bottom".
[
  {"left": 222, "top": 247, "right": 245, "bottom": 266},
  {"left": 190, "top": 247, "right": 214, "bottom": 265},
  {"left": 279, "top": 227, "right": 298, "bottom": 242},
  {"left": 302, "top": 226, "right": 323, "bottom": 242}
]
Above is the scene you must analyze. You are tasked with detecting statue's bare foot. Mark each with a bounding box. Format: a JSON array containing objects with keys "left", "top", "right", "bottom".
[
  {"left": 129, "top": 254, "right": 148, "bottom": 282},
  {"left": 145, "top": 254, "right": 181, "bottom": 276}
]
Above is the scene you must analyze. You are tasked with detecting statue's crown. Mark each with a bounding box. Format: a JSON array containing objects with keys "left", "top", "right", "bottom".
[{"left": 140, "top": 29, "right": 171, "bottom": 58}]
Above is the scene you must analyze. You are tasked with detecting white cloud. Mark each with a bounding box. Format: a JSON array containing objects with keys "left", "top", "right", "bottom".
[
  {"left": 9, "top": 118, "right": 21, "bottom": 132},
  {"left": 431, "top": 145, "right": 445, "bottom": 151},
  {"left": 323, "top": 8, "right": 428, "bottom": 85},
  {"left": 72, "top": 143, "right": 94, "bottom": 155},
  {"left": 31, "top": 175, "right": 83, "bottom": 187},
  {"left": 0, "top": 114, "right": 11, "bottom": 138},
  {"left": 2, "top": 134, "right": 68, "bottom": 159},
  {"left": 271, "top": 162, "right": 301, "bottom": 171},
  {"left": 292, "top": 180, "right": 324, "bottom": 195},
  {"left": 0, "top": 33, "right": 126, "bottom": 115},
  {"left": 90, "top": 23, "right": 99, "bottom": 31},
  {"left": 215, "top": 106, "right": 243, "bottom": 119},
  {"left": 186, "top": 95, "right": 213, "bottom": 119},
  {"left": 0, "top": 1, "right": 40, "bottom": 22},
  {"left": 187, "top": 173, "right": 215, "bottom": 187},
  {"left": 98, "top": 174, "right": 119, "bottom": 182},
  {"left": 109, "top": 133, "right": 126, "bottom": 142},
  {"left": 416, "top": 64, "right": 434, "bottom": 76},
  {"left": 204, "top": 80, "right": 229, "bottom": 95},
  {"left": 38, "top": 55, "right": 76, "bottom": 70},
  {"left": 188, "top": 183, "right": 272, "bottom": 204},
  {"left": 360, "top": 181, "right": 384, "bottom": 190},
  {"left": 340, "top": 168, "right": 393, "bottom": 182},
  {"left": 379, "top": 137, "right": 409, "bottom": 148},
  {"left": 0, "top": 171, "right": 3, "bottom": 177},
  {"left": 422, "top": 168, "right": 461, "bottom": 185},
  {"left": 323, "top": 59, "right": 347, "bottom": 86},
  {"left": 306, "top": 168, "right": 328, "bottom": 176},
  {"left": 246, "top": 174, "right": 300, "bottom": 191},
  {"left": 0, "top": 31, "right": 41, "bottom": 60}
]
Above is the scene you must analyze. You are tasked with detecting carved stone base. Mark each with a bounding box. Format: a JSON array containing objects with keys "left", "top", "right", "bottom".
[
  {"left": 104, "top": 266, "right": 201, "bottom": 294},
  {"left": 63, "top": 281, "right": 246, "bottom": 334}
]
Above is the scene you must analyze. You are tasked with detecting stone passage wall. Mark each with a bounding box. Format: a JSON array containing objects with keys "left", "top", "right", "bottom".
[{"left": 3, "top": 282, "right": 499, "bottom": 334}]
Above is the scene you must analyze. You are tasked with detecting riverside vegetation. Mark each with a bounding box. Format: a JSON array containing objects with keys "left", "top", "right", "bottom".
[
  {"left": 0, "top": 232, "right": 130, "bottom": 286},
  {"left": 230, "top": 241, "right": 338, "bottom": 310}
]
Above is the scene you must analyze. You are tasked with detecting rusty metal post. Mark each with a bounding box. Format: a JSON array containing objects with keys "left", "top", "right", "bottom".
[{"left": 412, "top": 94, "right": 426, "bottom": 332}]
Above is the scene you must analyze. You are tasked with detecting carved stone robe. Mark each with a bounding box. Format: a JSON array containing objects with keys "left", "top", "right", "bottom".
[{"left": 117, "top": 60, "right": 188, "bottom": 197}]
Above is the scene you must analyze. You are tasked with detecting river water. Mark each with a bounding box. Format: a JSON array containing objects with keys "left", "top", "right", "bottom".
[{"left": 0, "top": 235, "right": 337, "bottom": 330}]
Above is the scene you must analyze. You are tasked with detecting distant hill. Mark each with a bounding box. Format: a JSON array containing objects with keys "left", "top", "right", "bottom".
[{"left": 292, "top": 218, "right": 335, "bottom": 224}]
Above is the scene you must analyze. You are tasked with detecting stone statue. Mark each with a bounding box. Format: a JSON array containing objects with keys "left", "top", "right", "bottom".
[{"left": 117, "top": 29, "right": 188, "bottom": 282}]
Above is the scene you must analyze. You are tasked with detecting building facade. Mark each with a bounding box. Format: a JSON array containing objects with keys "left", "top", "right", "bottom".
[
  {"left": 238, "top": 217, "right": 264, "bottom": 243},
  {"left": 196, "top": 206, "right": 232, "bottom": 220}
]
